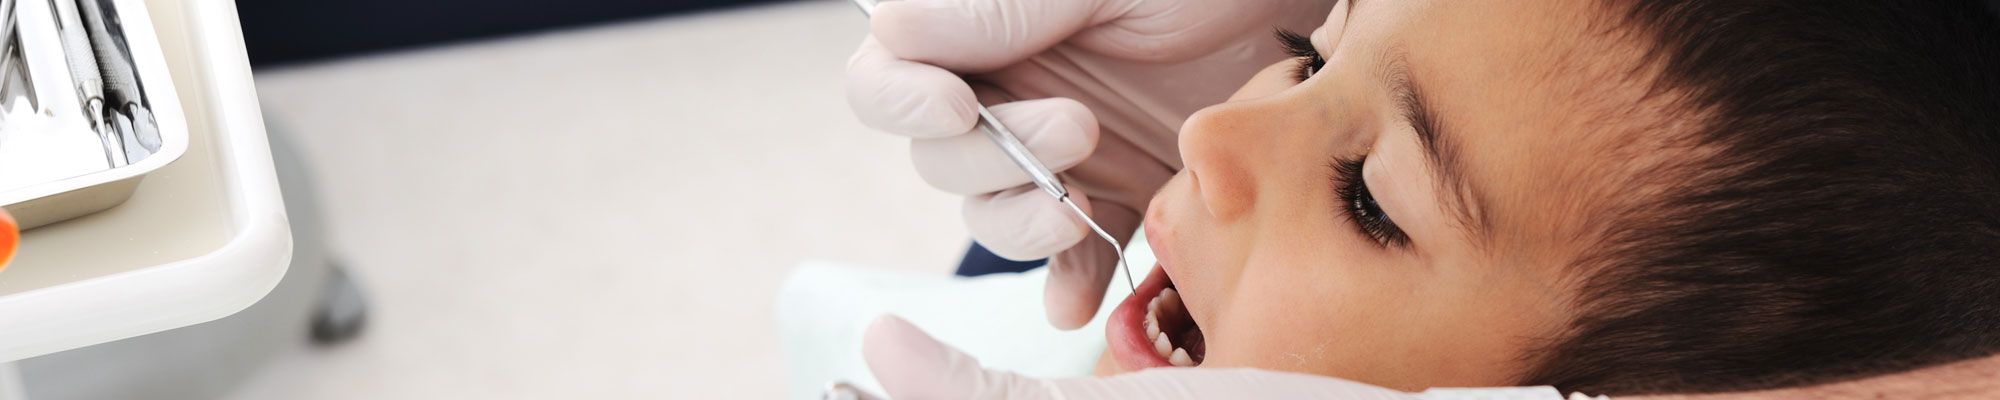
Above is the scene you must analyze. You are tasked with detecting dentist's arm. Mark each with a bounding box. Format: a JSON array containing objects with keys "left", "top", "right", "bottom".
[{"left": 861, "top": 315, "right": 2000, "bottom": 399}]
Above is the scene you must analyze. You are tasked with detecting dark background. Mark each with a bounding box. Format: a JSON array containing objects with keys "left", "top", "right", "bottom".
[
  {"left": 236, "top": 0, "right": 788, "bottom": 66},
  {"left": 238, "top": 0, "right": 2000, "bottom": 67}
]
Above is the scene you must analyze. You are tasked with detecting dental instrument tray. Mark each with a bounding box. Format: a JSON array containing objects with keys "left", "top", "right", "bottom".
[{"left": 0, "top": 0, "right": 187, "bottom": 230}]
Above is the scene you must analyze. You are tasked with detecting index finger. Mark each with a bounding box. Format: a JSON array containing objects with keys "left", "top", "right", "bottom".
[
  {"left": 845, "top": 37, "right": 981, "bottom": 138},
  {"left": 863, "top": 315, "right": 1057, "bottom": 400}
]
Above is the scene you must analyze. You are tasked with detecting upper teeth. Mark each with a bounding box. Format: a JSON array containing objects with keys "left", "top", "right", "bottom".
[{"left": 1144, "top": 287, "right": 1196, "bottom": 367}]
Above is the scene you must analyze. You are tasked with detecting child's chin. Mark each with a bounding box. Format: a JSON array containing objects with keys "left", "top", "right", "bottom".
[{"left": 1092, "top": 349, "right": 1123, "bottom": 376}]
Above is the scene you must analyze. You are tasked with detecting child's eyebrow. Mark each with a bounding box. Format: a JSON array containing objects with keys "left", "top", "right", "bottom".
[{"left": 1386, "top": 53, "right": 1491, "bottom": 241}]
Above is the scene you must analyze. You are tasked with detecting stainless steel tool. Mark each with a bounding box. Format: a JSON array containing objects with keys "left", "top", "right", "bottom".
[
  {"left": 850, "top": 0, "right": 1136, "bottom": 293},
  {"left": 0, "top": 0, "right": 185, "bottom": 229},
  {"left": 50, "top": 0, "right": 153, "bottom": 167}
]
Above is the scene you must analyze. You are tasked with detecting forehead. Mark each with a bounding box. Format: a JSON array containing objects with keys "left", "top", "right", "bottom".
[{"left": 1357, "top": 0, "right": 1683, "bottom": 261}]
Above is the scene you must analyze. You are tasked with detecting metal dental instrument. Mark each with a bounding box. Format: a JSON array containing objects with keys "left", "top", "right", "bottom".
[
  {"left": 0, "top": 0, "right": 26, "bottom": 116},
  {"left": 75, "top": 0, "right": 162, "bottom": 163},
  {"left": 49, "top": 0, "right": 118, "bottom": 167},
  {"left": 850, "top": 0, "right": 1135, "bottom": 294},
  {"left": 35, "top": 0, "right": 153, "bottom": 167}
]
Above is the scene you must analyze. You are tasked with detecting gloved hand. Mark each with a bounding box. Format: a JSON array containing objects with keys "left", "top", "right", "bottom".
[
  {"left": 846, "top": 0, "right": 1337, "bottom": 330},
  {"left": 857, "top": 316, "right": 1577, "bottom": 400}
]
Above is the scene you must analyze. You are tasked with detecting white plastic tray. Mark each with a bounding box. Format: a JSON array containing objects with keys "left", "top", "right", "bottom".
[{"left": 0, "top": 0, "right": 289, "bottom": 362}]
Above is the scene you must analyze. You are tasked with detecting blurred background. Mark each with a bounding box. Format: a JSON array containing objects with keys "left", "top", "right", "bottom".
[
  {"left": 232, "top": 0, "right": 968, "bottom": 398},
  {"left": 25, "top": 0, "right": 967, "bottom": 398},
  {"left": 237, "top": 0, "right": 2000, "bottom": 398}
]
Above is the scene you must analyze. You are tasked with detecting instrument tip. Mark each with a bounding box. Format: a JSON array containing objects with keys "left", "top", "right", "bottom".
[{"left": 1058, "top": 196, "right": 1137, "bottom": 294}]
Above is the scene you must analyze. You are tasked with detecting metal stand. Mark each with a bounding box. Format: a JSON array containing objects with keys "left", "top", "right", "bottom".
[{"left": 311, "top": 261, "right": 367, "bottom": 345}]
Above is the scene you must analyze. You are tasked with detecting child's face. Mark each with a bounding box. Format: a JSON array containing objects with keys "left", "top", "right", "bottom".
[{"left": 1105, "top": 0, "right": 1676, "bottom": 390}]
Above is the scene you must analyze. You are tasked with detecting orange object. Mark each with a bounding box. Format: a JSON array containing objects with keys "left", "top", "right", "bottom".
[{"left": 0, "top": 209, "right": 15, "bottom": 270}]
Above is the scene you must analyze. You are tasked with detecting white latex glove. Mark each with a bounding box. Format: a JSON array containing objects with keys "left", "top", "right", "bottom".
[
  {"left": 846, "top": 0, "right": 1338, "bottom": 330},
  {"left": 857, "top": 316, "right": 1577, "bottom": 400}
]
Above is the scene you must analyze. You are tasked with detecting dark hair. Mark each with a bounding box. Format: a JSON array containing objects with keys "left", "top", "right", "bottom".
[{"left": 1524, "top": 0, "right": 2000, "bottom": 395}]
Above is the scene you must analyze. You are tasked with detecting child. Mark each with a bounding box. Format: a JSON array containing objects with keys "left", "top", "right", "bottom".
[{"left": 1098, "top": 0, "right": 2000, "bottom": 395}]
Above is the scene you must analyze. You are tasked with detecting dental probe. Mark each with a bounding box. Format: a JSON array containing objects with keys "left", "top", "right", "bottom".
[
  {"left": 851, "top": 0, "right": 1136, "bottom": 294},
  {"left": 50, "top": 0, "right": 120, "bottom": 167}
]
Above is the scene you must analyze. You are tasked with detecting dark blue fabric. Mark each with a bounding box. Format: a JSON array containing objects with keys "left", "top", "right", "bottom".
[
  {"left": 237, "top": 0, "right": 793, "bottom": 65},
  {"left": 954, "top": 242, "right": 1045, "bottom": 277}
]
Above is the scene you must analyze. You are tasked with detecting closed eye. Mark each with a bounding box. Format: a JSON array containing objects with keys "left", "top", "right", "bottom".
[
  {"left": 1276, "top": 29, "right": 1325, "bottom": 83},
  {"left": 1333, "top": 156, "right": 1409, "bottom": 248}
]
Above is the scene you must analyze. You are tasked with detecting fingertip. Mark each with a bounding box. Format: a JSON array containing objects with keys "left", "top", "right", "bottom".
[
  {"left": 1043, "top": 254, "right": 1115, "bottom": 330},
  {"left": 905, "top": 82, "right": 982, "bottom": 138},
  {"left": 871, "top": 1, "right": 997, "bottom": 71},
  {"left": 870, "top": 0, "right": 1098, "bottom": 73},
  {"left": 988, "top": 98, "right": 1100, "bottom": 173},
  {"left": 911, "top": 134, "right": 1017, "bottom": 195},
  {"left": 1041, "top": 191, "right": 1122, "bottom": 329},
  {"left": 862, "top": 314, "right": 1006, "bottom": 399},
  {"left": 845, "top": 40, "right": 980, "bottom": 138},
  {"left": 962, "top": 187, "right": 1090, "bottom": 261},
  {"left": 1044, "top": 293, "right": 1097, "bottom": 330},
  {"left": 864, "top": 0, "right": 925, "bottom": 29},
  {"left": 1043, "top": 98, "right": 1101, "bottom": 154},
  {"left": 870, "top": 1, "right": 958, "bottom": 64},
  {"left": 861, "top": 315, "right": 938, "bottom": 397},
  {"left": 862, "top": 314, "right": 925, "bottom": 362},
  {"left": 1048, "top": 262, "right": 1112, "bottom": 328}
]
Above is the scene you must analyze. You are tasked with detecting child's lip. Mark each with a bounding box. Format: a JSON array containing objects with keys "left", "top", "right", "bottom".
[{"left": 1106, "top": 264, "right": 1175, "bottom": 371}]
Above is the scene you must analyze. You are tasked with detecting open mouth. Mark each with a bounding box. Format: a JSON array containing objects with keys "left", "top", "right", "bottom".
[{"left": 1108, "top": 264, "right": 1207, "bottom": 370}]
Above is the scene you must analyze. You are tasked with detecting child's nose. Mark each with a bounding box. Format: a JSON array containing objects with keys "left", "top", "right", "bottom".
[
  {"left": 1178, "top": 80, "right": 1301, "bottom": 222},
  {"left": 1179, "top": 103, "right": 1258, "bottom": 223}
]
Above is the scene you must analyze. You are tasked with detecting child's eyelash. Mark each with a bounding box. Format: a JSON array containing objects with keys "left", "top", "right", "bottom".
[
  {"left": 1332, "top": 156, "right": 1409, "bottom": 248},
  {"left": 1275, "top": 29, "right": 1325, "bottom": 82}
]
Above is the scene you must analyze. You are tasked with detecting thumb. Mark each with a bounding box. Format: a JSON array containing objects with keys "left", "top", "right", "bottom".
[
  {"left": 861, "top": 315, "right": 1058, "bottom": 400},
  {"left": 860, "top": 314, "right": 1430, "bottom": 400},
  {"left": 870, "top": 0, "right": 1125, "bottom": 72},
  {"left": 1043, "top": 193, "right": 1142, "bottom": 330}
]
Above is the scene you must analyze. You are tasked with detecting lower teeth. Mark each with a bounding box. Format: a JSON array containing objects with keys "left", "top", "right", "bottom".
[
  {"left": 1168, "top": 348, "right": 1193, "bottom": 367},
  {"left": 1144, "top": 287, "right": 1201, "bottom": 367}
]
